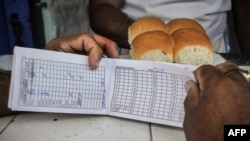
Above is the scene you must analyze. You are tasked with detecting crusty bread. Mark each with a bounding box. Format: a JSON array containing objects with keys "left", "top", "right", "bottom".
[
  {"left": 128, "top": 17, "right": 214, "bottom": 66},
  {"left": 166, "top": 18, "right": 206, "bottom": 34},
  {"left": 172, "top": 28, "right": 213, "bottom": 65},
  {"left": 128, "top": 17, "right": 167, "bottom": 45},
  {"left": 130, "top": 30, "right": 174, "bottom": 62}
]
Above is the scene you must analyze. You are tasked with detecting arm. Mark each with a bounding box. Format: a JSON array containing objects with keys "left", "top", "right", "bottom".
[
  {"left": 89, "top": 0, "right": 133, "bottom": 48},
  {"left": 231, "top": 0, "right": 250, "bottom": 54},
  {"left": 0, "top": 71, "right": 16, "bottom": 117}
]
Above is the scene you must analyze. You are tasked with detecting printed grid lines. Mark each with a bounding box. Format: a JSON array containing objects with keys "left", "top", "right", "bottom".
[
  {"left": 111, "top": 66, "right": 189, "bottom": 122},
  {"left": 19, "top": 57, "right": 106, "bottom": 109}
]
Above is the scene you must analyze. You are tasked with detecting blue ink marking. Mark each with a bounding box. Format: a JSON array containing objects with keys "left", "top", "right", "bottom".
[
  {"left": 102, "top": 94, "right": 106, "bottom": 109},
  {"left": 101, "top": 78, "right": 105, "bottom": 87},
  {"left": 67, "top": 72, "right": 74, "bottom": 80},
  {"left": 78, "top": 93, "right": 82, "bottom": 97},
  {"left": 153, "top": 67, "right": 159, "bottom": 72},
  {"left": 113, "top": 104, "right": 128, "bottom": 112},
  {"left": 27, "top": 71, "right": 35, "bottom": 77},
  {"left": 27, "top": 89, "right": 35, "bottom": 95},
  {"left": 63, "top": 72, "right": 74, "bottom": 80},
  {"left": 77, "top": 97, "right": 82, "bottom": 107},
  {"left": 79, "top": 76, "right": 83, "bottom": 80},
  {"left": 42, "top": 73, "right": 47, "bottom": 77},
  {"left": 153, "top": 67, "right": 164, "bottom": 72},
  {"left": 101, "top": 78, "right": 106, "bottom": 109},
  {"left": 77, "top": 93, "right": 82, "bottom": 107},
  {"left": 40, "top": 91, "right": 49, "bottom": 95},
  {"left": 68, "top": 92, "right": 73, "bottom": 97}
]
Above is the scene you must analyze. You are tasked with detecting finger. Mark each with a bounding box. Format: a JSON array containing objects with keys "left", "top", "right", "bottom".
[
  {"left": 62, "top": 34, "right": 104, "bottom": 69},
  {"left": 184, "top": 80, "right": 200, "bottom": 112},
  {"left": 45, "top": 34, "right": 104, "bottom": 69},
  {"left": 45, "top": 37, "right": 65, "bottom": 51},
  {"left": 82, "top": 35, "right": 104, "bottom": 69},
  {"left": 216, "top": 62, "right": 248, "bottom": 83},
  {"left": 46, "top": 34, "right": 89, "bottom": 53},
  {"left": 93, "top": 34, "right": 119, "bottom": 58},
  {"left": 215, "top": 61, "right": 239, "bottom": 73},
  {"left": 193, "top": 65, "right": 223, "bottom": 91}
]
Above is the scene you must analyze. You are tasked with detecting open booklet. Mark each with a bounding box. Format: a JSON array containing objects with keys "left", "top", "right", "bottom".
[{"left": 9, "top": 46, "right": 198, "bottom": 128}]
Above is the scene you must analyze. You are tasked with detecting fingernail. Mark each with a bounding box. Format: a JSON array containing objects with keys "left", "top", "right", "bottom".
[
  {"left": 95, "top": 59, "right": 100, "bottom": 68},
  {"left": 114, "top": 49, "right": 119, "bottom": 58},
  {"left": 185, "top": 80, "right": 192, "bottom": 93}
]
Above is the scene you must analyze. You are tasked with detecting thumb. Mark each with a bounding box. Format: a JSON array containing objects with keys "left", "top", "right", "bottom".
[{"left": 184, "top": 80, "right": 200, "bottom": 112}]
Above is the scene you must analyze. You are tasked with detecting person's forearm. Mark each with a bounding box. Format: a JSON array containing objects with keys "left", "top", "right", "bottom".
[
  {"left": 0, "top": 71, "right": 16, "bottom": 117},
  {"left": 89, "top": 2, "right": 133, "bottom": 48},
  {"left": 232, "top": 0, "right": 250, "bottom": 54}
]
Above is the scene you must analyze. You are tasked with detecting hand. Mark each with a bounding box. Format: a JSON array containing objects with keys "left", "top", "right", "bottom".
[
  {"left": 45, "top": 33, "right": 119, "bottom": 69},
  {"left": 183, "top": 62, "right": 250, "bottom": 141}
]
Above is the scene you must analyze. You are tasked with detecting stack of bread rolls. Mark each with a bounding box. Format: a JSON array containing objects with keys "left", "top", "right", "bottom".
[{"left": 128, "top": 17, "right": 213, "bottom": 66}]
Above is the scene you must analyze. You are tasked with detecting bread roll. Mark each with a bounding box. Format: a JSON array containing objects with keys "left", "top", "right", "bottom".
[
  {"left": 128, "top": 17, "right": 214, "bottom": 65},
  {"left": 172, "top": 28, "right": 213, "bottom": 66},
  {"left": 130, "top": 31, "right": 174, "bottom": 62},
  {"left": 166, "top": 18, "right": 205, "bottom": 35},
  {"left": 128, "top": 17, "right": 167, "bottom": 45}
]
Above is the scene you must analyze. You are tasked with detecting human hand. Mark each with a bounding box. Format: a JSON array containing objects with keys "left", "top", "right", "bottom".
[
  {"left": 45, "top": 33, "right": 119, "bottom": 69},
  {"left": 183, "top": 62, "right": 250, "bottom": 141}
]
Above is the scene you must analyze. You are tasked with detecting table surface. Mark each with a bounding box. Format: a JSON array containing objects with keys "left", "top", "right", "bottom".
[
  {"left": 1, "top": 53, "right": 249, "bottom": 141},
  {"left": 0, "top": 113, "right": 185, "bottom": 141}
]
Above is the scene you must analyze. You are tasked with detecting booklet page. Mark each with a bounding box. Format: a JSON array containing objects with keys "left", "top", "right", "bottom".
[
  {"left": 9, "top": 47, "right": 109, "bottom": 114},
  {"left": 107, "top": 59, "right": 194, "bottom": 127}
]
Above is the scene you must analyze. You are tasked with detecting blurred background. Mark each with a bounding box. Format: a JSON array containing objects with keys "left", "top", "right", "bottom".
[
  {"left": 0, "top": 0, "right": 92, "bottom": 55},
  {"left": 0, "top": 0, "right": 240, "bottom": 55}
]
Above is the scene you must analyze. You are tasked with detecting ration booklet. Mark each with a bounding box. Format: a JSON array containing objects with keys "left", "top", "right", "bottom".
[{"left": 8, "top": 46, "right": 197, "bottom": 128}]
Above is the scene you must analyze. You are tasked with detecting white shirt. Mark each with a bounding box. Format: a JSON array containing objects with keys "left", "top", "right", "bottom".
[{"left": 121, "top": 0, "right": 231, "bottom": 44}]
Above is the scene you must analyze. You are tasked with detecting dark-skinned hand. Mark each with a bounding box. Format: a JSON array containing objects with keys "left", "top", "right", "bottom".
[{"left": 184, "top": 62, "right": 250, "bottom": 141}]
